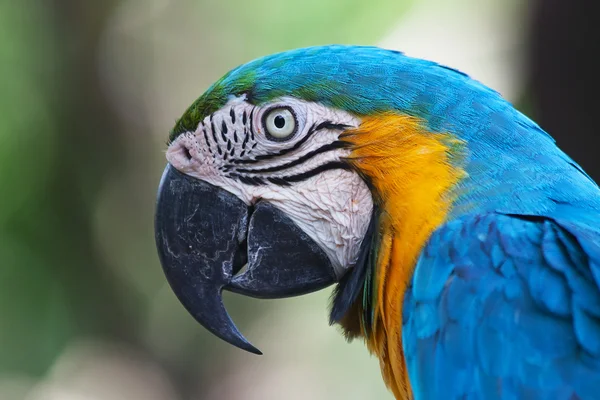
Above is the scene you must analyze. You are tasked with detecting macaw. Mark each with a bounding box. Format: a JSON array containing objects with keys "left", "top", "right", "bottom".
[{"left": 154, "top": 45, "right": 600, "bottom": 399}]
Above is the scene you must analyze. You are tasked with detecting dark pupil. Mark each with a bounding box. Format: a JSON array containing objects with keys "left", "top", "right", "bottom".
[{"left": 274, "top": 115, "right": 286, "bottom": 129}]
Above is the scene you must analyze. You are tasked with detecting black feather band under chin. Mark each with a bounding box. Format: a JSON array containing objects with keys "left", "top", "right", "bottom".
[{"left": 329, "top": 204, "right": 380, "bottom": 336}]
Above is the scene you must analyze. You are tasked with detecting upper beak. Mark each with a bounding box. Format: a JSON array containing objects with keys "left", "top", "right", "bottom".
[{"left": 155, "top": 165, "right": 337, "bottom": 354}]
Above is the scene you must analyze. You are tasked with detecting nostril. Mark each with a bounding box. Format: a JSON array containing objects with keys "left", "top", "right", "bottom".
[{"left": 182, "top": 145, "right": 192, "bottom": 161}]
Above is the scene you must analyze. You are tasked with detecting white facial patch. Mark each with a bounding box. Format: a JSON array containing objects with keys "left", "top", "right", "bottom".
[{"left": 166, "top": 97, "right": 373, "bottom": 278}]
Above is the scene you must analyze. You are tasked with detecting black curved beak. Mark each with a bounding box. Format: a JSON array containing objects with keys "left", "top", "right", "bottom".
[{"left": 155, "top": 165, "right": 336, "bottom": 354}]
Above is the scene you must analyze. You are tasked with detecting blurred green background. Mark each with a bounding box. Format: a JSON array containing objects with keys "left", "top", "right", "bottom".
[{"left": 1, "top": 0, "right": 597, "bottom": 399}]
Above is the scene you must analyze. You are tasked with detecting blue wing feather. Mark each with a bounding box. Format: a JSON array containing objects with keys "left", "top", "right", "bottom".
[{"left": 404, "top": 212, "right": 600, "bottom": 399}]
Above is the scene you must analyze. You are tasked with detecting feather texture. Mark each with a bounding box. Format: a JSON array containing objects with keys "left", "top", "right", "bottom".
[
  {"left": 341, "top": 113, "right": 466, "bottom": 398},
  {"left": 404, "top": 211, "right": 600, "bottom": 399}
]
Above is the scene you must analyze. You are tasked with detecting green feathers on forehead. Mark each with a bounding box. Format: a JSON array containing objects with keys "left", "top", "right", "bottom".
[
  {"left": 170, "top": 69, "right": 257, "bottom": 141},
  {"left": 169, "top": 44, "right": 507, "bottom": 143}
]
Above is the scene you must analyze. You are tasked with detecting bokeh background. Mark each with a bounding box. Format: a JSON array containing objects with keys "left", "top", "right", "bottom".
[{"left": 1, "top": 0, "right": 598, "bottom": 399}]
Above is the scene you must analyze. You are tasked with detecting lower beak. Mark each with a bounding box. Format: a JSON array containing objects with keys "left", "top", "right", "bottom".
[{"left": 154, "top": 165, "right": 336, "bottom": 354}]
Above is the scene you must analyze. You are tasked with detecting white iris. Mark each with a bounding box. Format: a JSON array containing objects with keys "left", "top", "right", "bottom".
[{"left": 264, "top": 108, "right": 296, "bottom": 139}]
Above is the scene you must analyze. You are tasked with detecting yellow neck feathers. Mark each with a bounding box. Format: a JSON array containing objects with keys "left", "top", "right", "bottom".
[{"left": 341, "top": 113, "right": 465, "bottom": 399}]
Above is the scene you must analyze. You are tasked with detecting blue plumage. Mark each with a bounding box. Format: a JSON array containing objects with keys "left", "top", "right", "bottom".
[{"left": 404, "top": 212, "right": 600, "bottom": 399}]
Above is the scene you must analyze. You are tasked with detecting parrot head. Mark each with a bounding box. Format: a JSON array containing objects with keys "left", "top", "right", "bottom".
[
  {"left": 155, "top": 44, "right": 531, "bottom": 355},
  {"left": 156, "top": 46, "right": 387, "bottom": 355}
]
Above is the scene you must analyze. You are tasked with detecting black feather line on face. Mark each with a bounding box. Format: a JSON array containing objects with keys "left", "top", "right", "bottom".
[
  {"left": 228, "top": 173, "right": 264, "bottom": 185},
  {"left": 267, "top": 176, "right": 292, "bottom": 186},
  {"left": 233, "top": 141, "right": 349, "bottom": 174},
  {"left": 202, "top": 128, "right": 213, "bottom": 154},
  {"left": 249, "top": 107, "right": 255, "bottom": 141},
  {"left": 229, "top": 161, "right": 351, "bottom": 186},
  {"left": 278, "top": 161, "right": 351, "bottom": 183},
  {"left": 221, "top": 121, "right": 228, "bottom": 142},
  {"left": 241, "top": 128, "right": 249, "bottom": 150}
]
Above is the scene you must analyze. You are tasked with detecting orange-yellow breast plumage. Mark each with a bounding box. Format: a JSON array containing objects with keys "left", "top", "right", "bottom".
[{"left": 342, "top": 113, "right": 466, "bottom": 399}]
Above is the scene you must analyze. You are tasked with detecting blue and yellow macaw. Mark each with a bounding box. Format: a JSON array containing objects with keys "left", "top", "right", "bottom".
[{"left": 154, "top": 45, "right": 600, "bottom": 399}]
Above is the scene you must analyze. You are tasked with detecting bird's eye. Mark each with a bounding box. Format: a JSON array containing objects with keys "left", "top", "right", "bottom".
[{"left": 263, "top": 107, "right": 297, "bottom": 140}]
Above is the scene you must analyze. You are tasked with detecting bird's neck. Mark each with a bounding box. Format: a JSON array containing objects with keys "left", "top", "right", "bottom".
[{"left": 342, "top": 113, "right": 466, "bottom": 399}]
